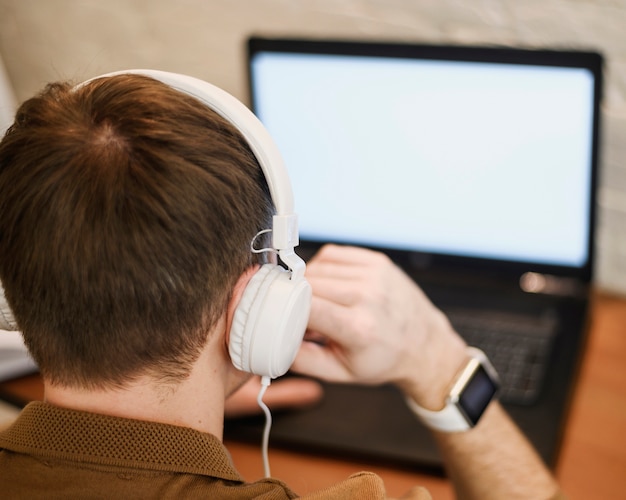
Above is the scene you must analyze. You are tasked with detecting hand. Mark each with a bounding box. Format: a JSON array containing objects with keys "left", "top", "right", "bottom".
[
  {"left": 224, "top": 376, "right": 323, "bottom": 418},
  {"left": 291, "top": 244, "right": 468, "bottom": 410},
  {"left": 292, "top": 245, "right": 561, "bottom": 500}
]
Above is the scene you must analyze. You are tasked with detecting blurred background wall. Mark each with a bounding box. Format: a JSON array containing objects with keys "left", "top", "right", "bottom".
[{"left": 0, "top": 0, "right": 624, "bottom": 295}]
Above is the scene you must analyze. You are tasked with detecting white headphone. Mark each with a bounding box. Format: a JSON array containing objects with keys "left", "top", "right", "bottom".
[{"left": 0, "top": 69, "right": 312, "bottom": 380}]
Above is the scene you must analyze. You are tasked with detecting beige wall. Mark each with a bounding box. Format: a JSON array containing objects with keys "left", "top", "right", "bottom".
[{"left": 0, "top": 0, "right": 625, "bottom": 294}]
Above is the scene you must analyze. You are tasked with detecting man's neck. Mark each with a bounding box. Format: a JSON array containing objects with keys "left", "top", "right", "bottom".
[{"left": 43, "top": 344, "right": 235, "bottom": 439}]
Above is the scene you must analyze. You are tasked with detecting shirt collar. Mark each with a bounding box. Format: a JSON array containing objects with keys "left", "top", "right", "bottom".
[{"left": 0, "top": 401, "right": 243, "bottom": 482}]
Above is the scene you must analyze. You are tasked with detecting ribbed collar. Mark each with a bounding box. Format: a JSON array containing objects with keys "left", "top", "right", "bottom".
[{"left": 0, "top": 401, "right": 243, "bottom": 482}]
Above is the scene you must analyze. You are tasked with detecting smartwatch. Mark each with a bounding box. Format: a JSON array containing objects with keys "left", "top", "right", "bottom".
[{"left": 406, "top": 347, "right": 500, "bottom": 432}]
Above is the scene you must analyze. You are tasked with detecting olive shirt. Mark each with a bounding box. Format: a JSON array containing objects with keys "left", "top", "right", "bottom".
[{"left": 0, "top": 402, "right": 430, "bottom": 499}]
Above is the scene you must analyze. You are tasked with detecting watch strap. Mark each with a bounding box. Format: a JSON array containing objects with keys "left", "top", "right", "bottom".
[
  {"left": 405, "top": 393, "right": 472, "bottom": 432},
  {"left": 405, "top": 347, "right": 496, "bottom": 432}
]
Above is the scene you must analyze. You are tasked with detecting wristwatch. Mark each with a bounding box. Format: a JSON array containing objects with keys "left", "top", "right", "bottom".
[{"left": 405, "top": 347, "right": 500, "bottom": 432}]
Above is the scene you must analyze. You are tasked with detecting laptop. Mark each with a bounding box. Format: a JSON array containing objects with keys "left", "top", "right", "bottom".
[{"left": 224, "top": 37, "right": 603, "bottom": 471}]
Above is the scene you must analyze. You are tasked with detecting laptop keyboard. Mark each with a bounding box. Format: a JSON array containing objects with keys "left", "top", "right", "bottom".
[{"left": 446, "top": 308, "right": 559, "bottom": 405}]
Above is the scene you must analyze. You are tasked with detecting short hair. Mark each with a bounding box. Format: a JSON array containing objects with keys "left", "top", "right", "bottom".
[{"left": 0, "top": 74, "right": 274, "bottom": 389}]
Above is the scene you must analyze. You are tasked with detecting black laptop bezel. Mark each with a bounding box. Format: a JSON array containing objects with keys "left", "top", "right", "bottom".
[{"left": 247, "top": 36, "right": 604, "bottom": 286}]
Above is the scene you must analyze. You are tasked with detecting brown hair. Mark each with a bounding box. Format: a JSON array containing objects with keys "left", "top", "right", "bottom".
[{"left": 0, "top": 74, "right": 273, "bottom": 389}]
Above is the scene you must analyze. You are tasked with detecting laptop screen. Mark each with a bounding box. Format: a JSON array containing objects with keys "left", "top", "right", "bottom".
[{"left": 248, "top": 38, "right": 602, "bottom": 277}]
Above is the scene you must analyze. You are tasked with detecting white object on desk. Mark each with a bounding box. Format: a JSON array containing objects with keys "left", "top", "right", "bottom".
[
  {"left": 0, "top": 330, "right": 37, "bottom": 382},
  {"left": 0, "top": 52, "right": 17, "bottom": 134}
]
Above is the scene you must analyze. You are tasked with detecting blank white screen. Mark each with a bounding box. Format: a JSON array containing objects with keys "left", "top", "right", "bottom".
[{"left": 251, "top": 52, "right": 595, "bottom": 267}]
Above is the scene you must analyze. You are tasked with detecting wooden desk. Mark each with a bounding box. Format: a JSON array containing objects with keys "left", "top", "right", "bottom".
[{"left": 1, "top": 292, "right": 625, "bottom": 499}]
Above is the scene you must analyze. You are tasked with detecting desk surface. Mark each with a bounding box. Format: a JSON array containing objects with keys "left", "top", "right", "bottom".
[{"left": 1, "top": 291, "right": 624, "bottom": 500}]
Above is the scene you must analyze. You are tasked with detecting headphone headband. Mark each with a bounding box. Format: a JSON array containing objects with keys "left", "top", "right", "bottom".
[{"left": 80, "top": 70, "right": 304, "bottom": 277}]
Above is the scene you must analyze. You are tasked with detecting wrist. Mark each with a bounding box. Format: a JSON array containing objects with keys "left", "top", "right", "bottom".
[
  {"left": 406, "top": 347, "right": 500, "bottom": 432},
  {"left": 399, "top": 327, "right": 468, "bottom": 411}
]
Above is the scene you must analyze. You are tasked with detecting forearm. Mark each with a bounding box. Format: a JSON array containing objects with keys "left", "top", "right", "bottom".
[
  {"left": 299, "top": 245, "right": 563, "bottom": 498},
  {"left": 400, "top": 331, "right": 561, "bottom": 498},
  {"left": 432, "top": 402, "right": 561, "bottom": 500}
]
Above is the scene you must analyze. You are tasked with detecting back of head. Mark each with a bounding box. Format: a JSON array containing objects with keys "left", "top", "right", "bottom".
[{"left": 0, "top": 74, "right": 273, "bottom": 389}]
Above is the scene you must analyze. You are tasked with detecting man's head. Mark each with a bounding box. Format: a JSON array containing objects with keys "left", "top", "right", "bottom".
[{"left": 0, "top": 73, "right": 274, "bottom": 389}]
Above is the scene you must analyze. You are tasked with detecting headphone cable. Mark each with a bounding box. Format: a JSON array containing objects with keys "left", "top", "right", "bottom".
[{"left": 257, "top": 375, "right": 273, "bottom": 477}]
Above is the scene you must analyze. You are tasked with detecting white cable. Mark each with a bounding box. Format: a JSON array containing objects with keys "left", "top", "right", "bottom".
[
  {"left": 257, "top": 375, "right": 273, "bottom": 477},
  {"left": 250, "top": 229, "right": 277, "bottom": 255}
]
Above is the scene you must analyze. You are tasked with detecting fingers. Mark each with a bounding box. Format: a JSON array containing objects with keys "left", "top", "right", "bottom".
[
  {"left": 305, "top": 245, "right": 384, "bottom": 310},
  {"left": 290, "top": 340, "right": 355, "bottom": 382},
  {"left": 301, "top": 243, "right": 438, "bottom": 386},
  {"left": 306, "top": 293, "right": 368, "bottom": 348},
  {"left": 305, "top": 245, "right": 390, "bottom": 345},
  {"left": 310, "top": 244, "right": 391, "bottom": 267},
  {"left": 305, "top": 274, "right": 358, "bottom": 306},
  {"left": 307, "top": 245, "right": 390, "bottom": 280}
]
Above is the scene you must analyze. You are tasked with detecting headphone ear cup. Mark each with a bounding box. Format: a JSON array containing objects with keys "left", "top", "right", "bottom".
[{"left": 229, "top": 263, "right": 312, "bottom": 379}]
